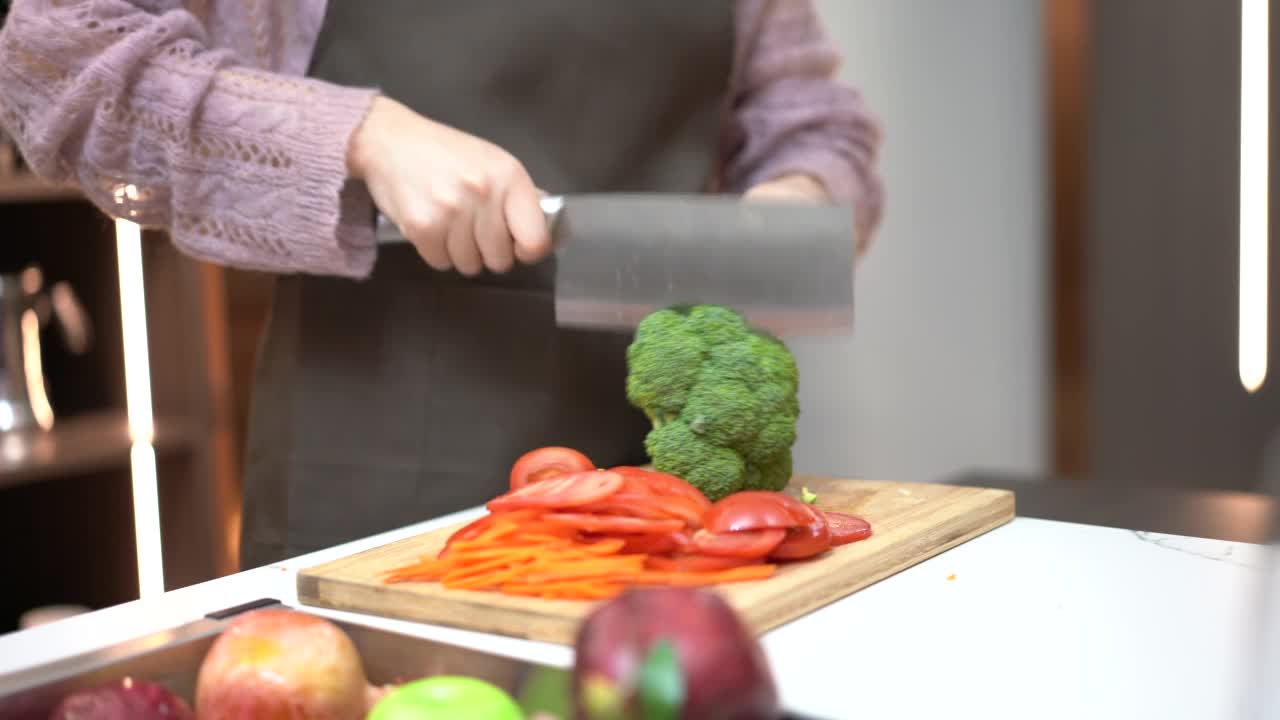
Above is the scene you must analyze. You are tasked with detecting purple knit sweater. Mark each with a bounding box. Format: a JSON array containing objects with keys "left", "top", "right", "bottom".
[{"left": 0, "top": 0, "right": 883, "bottom": 278}]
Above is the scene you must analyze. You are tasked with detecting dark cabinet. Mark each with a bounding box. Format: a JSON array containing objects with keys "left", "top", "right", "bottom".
[{"left": 0, "top": 179, "right": 238, "bottom": 632}]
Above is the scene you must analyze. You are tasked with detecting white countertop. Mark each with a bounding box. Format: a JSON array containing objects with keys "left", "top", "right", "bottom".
[{"left": 0, "top": 507, "right": 1269, "bottom": 720}]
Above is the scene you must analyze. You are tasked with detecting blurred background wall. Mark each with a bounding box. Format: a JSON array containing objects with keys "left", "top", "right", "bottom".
[
  {"left": 1085, "top": 1, "right": 1279, "bottom": 493},
  {"left": 792, "top": 0, "right": 1050, "bottom": 484}
]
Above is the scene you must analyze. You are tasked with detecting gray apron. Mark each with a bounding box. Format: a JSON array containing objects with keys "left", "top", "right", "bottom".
[{"left": 238, "top": 0, "right": 735, "bottom": 569}]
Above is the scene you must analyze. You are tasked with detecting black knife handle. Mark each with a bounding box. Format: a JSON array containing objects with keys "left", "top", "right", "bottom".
[{"left": 204, "top": 597, "right": 284, "bottom": 620}]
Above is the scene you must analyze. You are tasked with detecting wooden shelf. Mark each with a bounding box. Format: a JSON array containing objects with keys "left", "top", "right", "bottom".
[
  {"left": 0, "top": 410, "right": 198, "bottom": 490},
  {"left": 0, "top": 174, "right": 83, "bottom": 204}
]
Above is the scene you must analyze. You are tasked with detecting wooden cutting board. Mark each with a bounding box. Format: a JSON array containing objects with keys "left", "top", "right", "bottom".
[{"left": 296, "top": 476, "right": 1014, "bottom": 645}]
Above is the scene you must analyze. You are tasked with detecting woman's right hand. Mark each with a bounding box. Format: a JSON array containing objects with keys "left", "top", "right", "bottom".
[{"left": 347, "top": 96, "right": 551, "bottom": 275}]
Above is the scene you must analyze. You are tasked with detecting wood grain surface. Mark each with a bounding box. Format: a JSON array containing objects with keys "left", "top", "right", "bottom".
[{"left": 297, "top": 476, "right": 1015, "bottom": 645}]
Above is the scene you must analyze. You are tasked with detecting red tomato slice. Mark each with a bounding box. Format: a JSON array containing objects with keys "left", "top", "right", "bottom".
[
  {"left": 623, "top": 531, "right": 695, "bottom": 555},
  {"left": 644, "top": 554, "right": 759, "bottom": 573},
  {"left": 487, "top": 471, "right": 623, "bottom": 512},
  {"left": 609, "top": 465, "right": 663, "bottom": 485},
  {"left": 509, "top": 447, "right": 596, "bottom": 491},
  {"left": 703, "top": 491, "right": 814, "bottom": 533},
  {"left": 542, "top": 513, "right": 685, "bottom": 535},
  {"left": 593, "top": 471, "right": 708, "bottom": 527},
  {"left": 770, "top": 502, "right": 832, "bottom": 560},
  {"left": 609, "top": 467, "right": 712, "bottom": 509},
  {"left": 586, "top": 497, "right": 702, "bottom": 529},
  {"left": 652, "top": 495, "right": 707, "bottom": 528},
  {"left": 670, "top": 530, "right": 694, "bottom": 553},
  {"left": 824, "top": 511, "right": 873, "bottom": 545},
  {"left": 769, "top": 531, "right": 830, "bottom": 560},
  {"left": 691, "top": 528, "right": 787, "bottom": 559},
  {"left": 616, "top": 533, "right": 682, "bottom": 555},
  {"left": 581, "top": 492, "right": 670, "bottom": 515}
]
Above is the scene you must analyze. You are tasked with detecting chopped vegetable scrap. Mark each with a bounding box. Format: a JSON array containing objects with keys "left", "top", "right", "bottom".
[{"left": 382, "top": 447, "right": 873, "bottom": 601}]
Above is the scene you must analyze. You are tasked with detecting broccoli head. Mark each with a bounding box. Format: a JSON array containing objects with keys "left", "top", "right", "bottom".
[{"left": 626, "top": 304, "right": 800, "bottom": 501}]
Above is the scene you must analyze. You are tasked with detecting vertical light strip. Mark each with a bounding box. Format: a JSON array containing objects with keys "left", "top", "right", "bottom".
[
  {"left": 1240, "top": 0, "right": 1270, "bottom": 394},
  {"left": 116, "top": 217, "right": 164, "bottom": 598},
  {"left": 20, "top": 309, "right": 54, "bottom": 430},
  {"left": 129, "top": 443, "right": 162, "bottom": 596}
]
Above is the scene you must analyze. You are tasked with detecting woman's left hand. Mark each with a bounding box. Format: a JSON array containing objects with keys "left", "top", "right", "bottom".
[{"left": 743, "top": 173, "right": 829, "bottom": 202}]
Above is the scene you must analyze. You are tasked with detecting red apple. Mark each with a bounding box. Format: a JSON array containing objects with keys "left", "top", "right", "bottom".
[
  {"left": 194, "top": 608, "right": 368, "bottom": 720},
  {"left": 49, "top": 677, "right": 193, "bottom": 719},
  {"left": 573, "top": 587, "right": 780, "bottom": 720}
]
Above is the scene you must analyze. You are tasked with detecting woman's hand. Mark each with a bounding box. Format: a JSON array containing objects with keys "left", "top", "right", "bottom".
[
  {"left": 347, "top": 97, "right": 551, "bottom": 275},
  {"left": 743, "top": 173, "right": 830, "bottom": 203}
]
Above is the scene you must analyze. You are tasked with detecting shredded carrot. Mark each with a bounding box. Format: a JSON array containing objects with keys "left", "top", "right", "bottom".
[
  {"left": 501, "top": 580, "right": 625, "bottom": 600},
  {"left": 443, "top": 567, "right": 528, "bottom": 590},
  {"left": 443, "top": 546, "right": 547, "bottom": 563},
  {"left": 441, "top": 556, "right": 537, "bottom": 581},
  {"left": 382, "top": 558, "right": 447, "bottom": 583},
  {"left": 470, "top": 520, "right": 524, "bottom": 544},
  {"left": 382, "top": 508, "right": 783, "bottom": 599}
]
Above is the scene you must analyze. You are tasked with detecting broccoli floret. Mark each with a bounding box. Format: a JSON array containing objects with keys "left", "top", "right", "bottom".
[
  {"left": 742, "top": 449, "right": 793, "bottom": 492},
  {"left": 684, "top": 304, "right": 748, "bottom": 348},
  {"left": 626, "top": 304, "right": 801, "bottom": 502},
  {"left": 625, "top": 309, "right": 705, "bottom": 422},
  {"left": 644, "top": 421, "right": 747, "bottom": 501},
  {"left": 681, "top": 377, "right": 766, "bottom": 449},
  {"left": 744, "top": 395, "right": 799, "bottom": 465}
]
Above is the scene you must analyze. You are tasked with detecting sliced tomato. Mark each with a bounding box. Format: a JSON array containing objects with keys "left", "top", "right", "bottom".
[
  {"left": 691, "top": 527, "right": 787, "bottom": 559},
  {"left": 542, "top": 513, "right": 685, "bottom": 535},
  {"left": 651, "top": 495, "right": 708, "bottom": 528},
  {"left": 609, "top": 467, "right": 712, "bottom": 509},
  {"left": 624, "top": 530, "right": 695, "bottom": 555},
  {"left": 769, "top": 532, "right": 830, "bottom": 561},
  {"left": 616, "top": 532, "right": 682, "bottom": 555},
  {"left": 703, "top": 491, "right": 806, "bottom": 533},
  {"left": 509, "top": 446, "right": 596, "bottom": 491},
  {"left": 769, "top": 501, "right": 832, "bottom": 560},
  {"left": 487, "top": 471, "right": 623, "bottom": 512},
  {"left": 609, "top": 465, "right": 664, "bottom": 485},
  {"left": 824, "top": 511, "right": 873, "bottom": 545},
  {"left": 644, "top": 554, "right": 759, "bottom": 573},
  {"left": 591, "top": 471, "right": 708, "bottom": 527},
  {"left": 603, "top": 493, "right": 706, "bottom": 527},
  {"left": 582, "top": 496, "right": 671, "bottom": 521}
]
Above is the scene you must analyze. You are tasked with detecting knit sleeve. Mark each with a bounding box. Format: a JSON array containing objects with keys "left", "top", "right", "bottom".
[
  {"left": 726, "top": 0, "right": 885, "bottom": 255},
  {"left": 0, "top": 0, "right": 380, "bottom": 278}
]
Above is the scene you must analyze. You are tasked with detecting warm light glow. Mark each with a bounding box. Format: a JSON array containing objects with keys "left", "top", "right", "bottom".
[
  {"left": 1240, "top": 0, "right": 1270, "bottom": 393},
  {"left": 20, "top": 309, "right": 53, "bottom": 430},
  {"left": 116, "top": 218, "right": 164, "bottom": 597}
]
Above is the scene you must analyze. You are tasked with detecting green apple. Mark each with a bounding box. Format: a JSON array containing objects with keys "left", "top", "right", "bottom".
[{"left": 367, "top": 676, "right": 524, "bottom": 720}]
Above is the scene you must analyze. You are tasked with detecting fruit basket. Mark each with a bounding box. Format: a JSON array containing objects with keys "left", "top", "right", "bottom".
[
  {"left": 0, "top": 598, "right": 824, "bottom": 719},
  {"left": 0, "top": 598, "right": 544, "bottom": 719}
]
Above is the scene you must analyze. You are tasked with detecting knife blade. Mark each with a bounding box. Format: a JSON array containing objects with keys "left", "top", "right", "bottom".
[{"left": 375, "top": 193, "right": 855, "bottom": 337}]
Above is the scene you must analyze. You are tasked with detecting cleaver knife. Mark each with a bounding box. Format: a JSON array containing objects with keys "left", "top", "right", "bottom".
[{"left": 375, "top": 193, "right": 855, "bottom": 337}]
